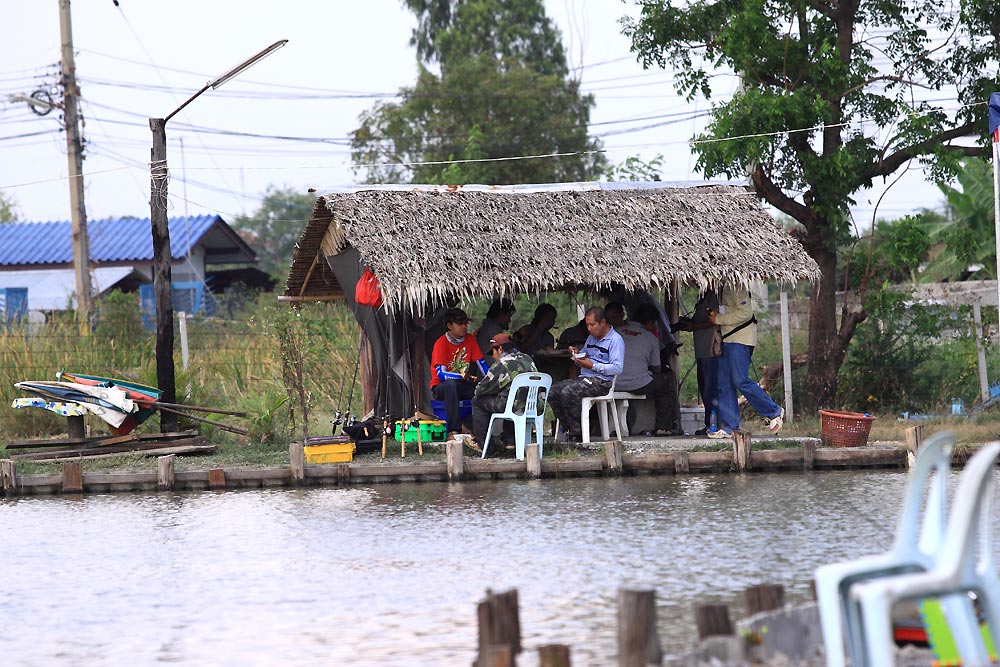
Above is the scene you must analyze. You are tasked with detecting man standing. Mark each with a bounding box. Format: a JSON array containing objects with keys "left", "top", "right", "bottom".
[
  {"left": 675, "top": 289, "right": 720, "bottom": 435},
  {"left": 475, "top": 299, "right": 516, "bottom": 363},
  {"left": 549, "top": 307, "right": 625, "bottom": 441},
  {"left": 472, "top": 333, "right": 538, "bottom": 456},
  {"left": 708, "top": 284, "right": 783, "bottom": 438},
  {"left": 605, "top": 302, "right": 683, "bottom": 436},
  {"left": 431, "top": 307, "right": 488, "bottom": 435}
]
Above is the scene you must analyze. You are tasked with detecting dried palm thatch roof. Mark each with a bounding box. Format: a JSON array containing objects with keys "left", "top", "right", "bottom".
[{"left": 282, "top": 184, "right": 819, "bottom": 313}]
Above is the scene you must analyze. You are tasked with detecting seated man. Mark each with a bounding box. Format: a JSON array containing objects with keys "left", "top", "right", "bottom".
[
  {"left": 556, "top": 317, "right": 589, "bottom": 350},
  {"left": 431, "top": 307, "right": 488, "bottom": 435},
  {"left": 605, "top": 302, "right": 683, "bottom": 436},
  {"left": 472, "top": 333, "right": 538, "bottom": 456},
  {"left": 513, "top": 303, "right": 558, "bottom": 355},
  {"left": 475, "top": 299, "right": 516, "bottom": 364},
  {"left": 548, "top": 306, "right": 625, "bottom": 441}
]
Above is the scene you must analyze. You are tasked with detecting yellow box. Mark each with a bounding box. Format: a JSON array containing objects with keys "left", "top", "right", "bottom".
[{"left": 304, "top": 441, "right": 355, "bottom": 464}]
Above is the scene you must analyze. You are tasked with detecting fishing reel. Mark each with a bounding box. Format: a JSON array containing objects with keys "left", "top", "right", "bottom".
[{"left": 330, "top": 409, "right": 343, "bottom": 435}]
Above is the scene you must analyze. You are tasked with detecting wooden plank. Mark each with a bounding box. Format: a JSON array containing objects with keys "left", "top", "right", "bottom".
[
  {"left": 67, "top": 415, "right": 86, "bottom": 439},
  {"left": 81, "top": 471, "right": 158, "bottom": 485},
  {"left": 446, "top": 440, "right": 464, "bottom": 479},
  {"left": 745, "top": 583, "right": 785, "bottom": 615},
  {"left": 540, "top": 459, "right": 605, "bottom": 474},
  {"left": 814, "top": 448, "right": 906, "bottom": 467},
  {"left": 207, "top": 468, "right": 226, "bottom": 490},
  {"left": 695, "top": 603, "right": 733, "bottom": 638},
  {"left": 750, "top": 449, "right": 804, "bottom": 467},
  {"left": 734, "top": 431, "right": 751, "bottom": 471},
  {"left": 538, "top": 644, "right": 571, "bottom": 667},
  {"left": 674, "top": 451, "right": 689, "bottom": 474},
  {"left": 344, "top": 463, "right": 449, "bottom": 479},
  {"left": 464, "top": 459, "right": 527, "bottom": 475},
  {"left": 803, "top": 441, "right": 816, "bottom": 470},
  {"left": 224, "top": 467, "right": 291, "bottom": 481},
  {"left": 477, "top": 589, "right": 521, "bottom": 662},
  {"left": 687, "top": 451, "right": 733, "bottom": 470},
  {"left": 25, "top": 444, "right": 216, "bottom": 464},
  {"left": 11, "top": 436, "right": 211, "bottom": 461},
  {"left": 62, "top": 462, "right": 83, "bottom": 493},
  {"left": 623, "top": 453, "right": 675, "bottom": 472}
]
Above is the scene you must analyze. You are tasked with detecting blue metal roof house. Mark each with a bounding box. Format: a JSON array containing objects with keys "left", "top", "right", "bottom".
[{"left": 0, "top": 214, "right": 258, "bottom": 314}]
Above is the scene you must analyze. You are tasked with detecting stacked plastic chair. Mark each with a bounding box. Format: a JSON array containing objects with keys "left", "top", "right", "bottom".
[
  {"left": 814, "top": 431, "right": 954, "bottom": 667},
  {"left": 850, "top": 440, "right": 1000, "bottom": 667}
]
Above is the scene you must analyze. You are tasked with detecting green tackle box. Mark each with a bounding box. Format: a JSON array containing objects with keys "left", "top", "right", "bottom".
[{"left": 394, "top": 419, "right": 447, "bottom": 443}]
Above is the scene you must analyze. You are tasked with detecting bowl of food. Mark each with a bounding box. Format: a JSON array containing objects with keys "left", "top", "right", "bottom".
[{"left": 573, "top": 352, "right": 587, "bottom": 359}]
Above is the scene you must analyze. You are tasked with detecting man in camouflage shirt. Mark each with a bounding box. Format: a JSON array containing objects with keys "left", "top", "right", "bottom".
[{"left": 472, "top": 333, "right": 538, "bottom": 456}]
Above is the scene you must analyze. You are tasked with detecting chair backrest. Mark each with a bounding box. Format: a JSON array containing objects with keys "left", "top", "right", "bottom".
[
  {"left": 935, "top": 440, "right": 1000, "bottom": 577},
  {"left": 504, "top": 372, "right": 552, "bottom": 417},
  {"left": 892, "top": 430, "right": 955, "bottom": 560}
]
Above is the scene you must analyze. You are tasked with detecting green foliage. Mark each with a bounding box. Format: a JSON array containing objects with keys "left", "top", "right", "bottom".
[
  {"left": 351, "top": 0, "right": 606, "bottom": 185},
  {"left": 231, "top": 186, "right": 315, "bottom": 278},
  {"left": 603, "top": 154, "right": 665, "bottom": 182},
  {"left": 0, "top": 190, "right": 21, "bottom": 222},
  {"left": 920, "top": 158, "right": 997, "bottom": 282},
  {"left": 840, "top": 216, "right": 930, "bottom": 291},
  {"left": 241, "top": 386, "right": 291, "bottom": 444},
  {"left": 624, "top": 0, "right": 999, "bottom": 407}
]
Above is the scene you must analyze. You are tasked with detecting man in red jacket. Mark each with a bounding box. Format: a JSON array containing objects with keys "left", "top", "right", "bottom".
[{"left": 430, "top": 307, "right": 488, "bottom": 434}]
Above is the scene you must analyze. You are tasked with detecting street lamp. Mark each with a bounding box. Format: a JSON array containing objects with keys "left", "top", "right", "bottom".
[{"left": 149, "top": 39, "right": 287, "bottom": 432}]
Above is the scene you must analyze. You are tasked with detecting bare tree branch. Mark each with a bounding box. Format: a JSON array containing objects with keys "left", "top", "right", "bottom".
[{"left": 873, "top": 121, "right": 980, "bottom": 178}]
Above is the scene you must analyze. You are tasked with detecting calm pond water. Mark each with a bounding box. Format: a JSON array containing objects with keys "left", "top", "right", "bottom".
[{"left": 2, "top": 471, "right": 997, "bottom": 666}]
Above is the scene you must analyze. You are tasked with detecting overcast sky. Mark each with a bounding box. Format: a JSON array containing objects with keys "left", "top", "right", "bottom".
[{"left": 0, "top": 0, "right": 952, "bottom": 228}]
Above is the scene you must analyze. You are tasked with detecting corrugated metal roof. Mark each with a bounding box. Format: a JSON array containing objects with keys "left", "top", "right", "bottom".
[{"left": 0, "top": 215, "right": 243, "bottom": 266}]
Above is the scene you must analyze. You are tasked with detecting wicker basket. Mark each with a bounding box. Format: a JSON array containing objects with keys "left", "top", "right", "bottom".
[{"left": 819, "top": 410, "right": 875, "bottom": 448}]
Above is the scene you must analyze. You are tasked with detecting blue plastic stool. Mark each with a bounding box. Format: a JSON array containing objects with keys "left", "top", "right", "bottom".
[{"left": 430, "top": 399, "right": 472, "bottom": 431}]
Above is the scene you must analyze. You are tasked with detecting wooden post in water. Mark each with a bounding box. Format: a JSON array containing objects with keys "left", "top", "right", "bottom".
[
  {"left": 481, "top": 645, "right": 513, "bottom": 667},
  {"left": 62, "top": 462, "right": 83, "bottom": 493},
  {"left": 446, "top": 440, "right": 464, "bottom": 479},
  {"left": 674, "top": 451, "right": 689, "bottom": 474},
  {"left": 208, "top": 468, "right": 226, "bottom": 490},
  {"left": 289, "top": 442, "right": 305, "bottom": 482},
  {"left": 605, "top": 440, "right": 624, "bottom": 474},
  {"left": 802, "top": 440, "right": 816, "bottom": 470},
  {"left": 157, "top": 454, "right": 175, "bottom": 491},
  {"left": 745, "top": 583, "right": 785, "bottom": 615},
  {"left": 538, "top": 644, "right": 571, "bottom": 667},
  {"left": 617, "top": 589, "right": 662, "bottom": 666},
  {"left": 733, "top": 432, "right": 751, "bottom": 472},
  {"left": 904, "top": 424, "right": 924, "bottom": 463},
  {"left": 526, "top": 443, "right": 541, "bottom": 478},
  {"left": 477, "top": 588, "right": 521, "bottom": 666},
  {"left": 0, "top": 459, "right": 15, "bottom": 496},
  {"left": 694, "top": 603, "right": 733, "bottom": 639}
]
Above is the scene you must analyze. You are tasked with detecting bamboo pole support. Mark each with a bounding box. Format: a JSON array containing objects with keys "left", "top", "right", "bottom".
[
  {"left": 617, "top": 589, "right": 662, "bottom": 666},
  {"left": 62, "top": 461, "right": 83, "bottom": 493},
  {"left": 0, "top": 459, "right": 16, "bottom": 496},
  {"left": 526, "top": 443, "right": 541, "bottom": 478},
  {"left": 290, "top": 442, "right": 305, "bottom": 481},
  {"left": 157, "top": 454, "right": 175, "bottom": 491}
]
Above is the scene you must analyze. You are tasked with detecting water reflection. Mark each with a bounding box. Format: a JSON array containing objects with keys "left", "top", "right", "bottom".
[{"left": 1, "top": 471, "right": 997, "bottom": 666}]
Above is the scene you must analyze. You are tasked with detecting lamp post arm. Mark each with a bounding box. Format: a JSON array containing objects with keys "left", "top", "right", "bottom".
[{"left": 164, "top": 82, "right": 211, "bottom": 125}]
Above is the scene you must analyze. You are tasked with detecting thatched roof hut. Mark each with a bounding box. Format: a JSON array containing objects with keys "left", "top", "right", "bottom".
[{"left": 282, "top": 183, "right": 819, "bottom": 312}]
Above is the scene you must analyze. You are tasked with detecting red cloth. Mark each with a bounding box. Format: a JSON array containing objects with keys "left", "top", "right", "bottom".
[{"left": 429, "top": 335, "right": 483, "bottom": 388}]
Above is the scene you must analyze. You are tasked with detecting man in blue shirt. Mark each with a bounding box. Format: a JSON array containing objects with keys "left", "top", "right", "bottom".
[{"left": 548, "top": 306, "right": 625, "bottom": 441}]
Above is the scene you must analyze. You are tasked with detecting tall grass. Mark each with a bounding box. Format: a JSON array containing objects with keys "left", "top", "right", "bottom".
[{"left": 0, "top": 291, "right": 361, "bottom": 443}]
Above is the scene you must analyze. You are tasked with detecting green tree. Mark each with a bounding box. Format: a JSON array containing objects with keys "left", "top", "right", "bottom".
[
  {"left": 625, "top": 0, "right": 998, "bottom": 411},
  {"left": 919, "top": 158, "right": 997, "bottom": 282},
  {"left": 351, "top": 0, "right": 606, "bottom": 185},
  {"left": 232, "top": 187, "right": 315, "bottom": 279},
  {"left": 0, "top": 190, "right": 22, "bottom": 222},
  {"left": 604, "top": 154, "right": 665, "bottom": 182}
]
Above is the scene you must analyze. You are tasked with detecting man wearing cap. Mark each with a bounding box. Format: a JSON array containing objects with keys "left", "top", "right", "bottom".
[
  {"left": 472, "top": 333, "right": 538, "bottom": 456},
  {"left": 431, "top": 307, "right": 489, "bottom": 434},
  {"left": 476, "top": 299, "right": 516, "bottom": 364}
]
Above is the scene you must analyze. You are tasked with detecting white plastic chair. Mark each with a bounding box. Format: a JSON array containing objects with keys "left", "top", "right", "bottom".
[
  {"left": 814, "top": 430, "right": 955, "bottom": 667},
  {"left": 850, "top": 441, "right": 1000, "bottom": 667},
  {"left": 580, "top": 377, "right": 647, "bottom": 444},
  {"left": 481, "top": 372, "right": 551, "bottom": 461}
]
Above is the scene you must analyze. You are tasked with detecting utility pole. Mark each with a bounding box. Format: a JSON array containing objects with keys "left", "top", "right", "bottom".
[{"left": 58, "top": 0, "right": 93, "bottom": 322}]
